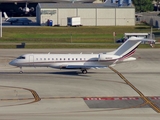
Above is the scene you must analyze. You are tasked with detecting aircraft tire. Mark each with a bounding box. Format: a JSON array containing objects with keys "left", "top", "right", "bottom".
[
  {"left": 82, "top": 69, "right": 87, "bottom": 74},
  {"left": 19, "top": 71, "right": 23, "bottom": 74}
]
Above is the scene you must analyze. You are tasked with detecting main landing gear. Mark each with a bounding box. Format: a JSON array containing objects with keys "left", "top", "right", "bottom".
[
  {"left": 81, "top": 69, "right": 87, "bottom": 74},
  {"left": 19, "top": 67, "right": 23, "bottom": 74}
]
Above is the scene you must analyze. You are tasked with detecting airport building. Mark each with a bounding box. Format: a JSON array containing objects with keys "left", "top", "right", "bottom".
[
  {"left": 36, "top": 3, "right": 135, "bottom": 26},
  {"left": 0, "top": 0, "right": 96, "bottom": 17}
]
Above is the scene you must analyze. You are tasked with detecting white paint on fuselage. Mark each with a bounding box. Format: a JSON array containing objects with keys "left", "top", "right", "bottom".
[{"left": 9, "top": 53, "right": 117, "bottom": 69}]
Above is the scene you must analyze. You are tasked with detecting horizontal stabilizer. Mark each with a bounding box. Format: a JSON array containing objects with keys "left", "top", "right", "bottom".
[{"left": 122, "top": 57, "right": 136, "bottom": 62}]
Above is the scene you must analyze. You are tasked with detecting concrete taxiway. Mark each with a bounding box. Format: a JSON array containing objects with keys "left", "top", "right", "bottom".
[{"left": 0, "top": 49, "right": 160, "bottom": 120}]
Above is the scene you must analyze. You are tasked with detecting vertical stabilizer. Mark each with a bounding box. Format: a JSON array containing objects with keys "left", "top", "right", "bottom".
[
  {"left": 3, "top": 12, "right": 9, "bottom": 21},
  {"left": 109, "top": 37, "right": 155, "bottom": 58},
  {"left": 114, "top": 37, "right": 141, "bottom": 57}
]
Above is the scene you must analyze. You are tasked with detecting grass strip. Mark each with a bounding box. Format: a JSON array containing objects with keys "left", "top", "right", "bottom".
[{"left": 0, "top": 43, "right": 159, "bottom": 49}]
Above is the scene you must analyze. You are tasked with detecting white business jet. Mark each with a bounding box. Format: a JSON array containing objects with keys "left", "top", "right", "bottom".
[{"left": 9, "top": 37, "right": 155, "bottom": 74}]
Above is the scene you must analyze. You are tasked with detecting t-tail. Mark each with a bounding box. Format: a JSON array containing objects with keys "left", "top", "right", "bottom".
[
  {"left": 3, "top": 12, "right": 9, "bottom": 21},
  {"left": 108, "top": 37, "right": 156, "bottom": 61}
]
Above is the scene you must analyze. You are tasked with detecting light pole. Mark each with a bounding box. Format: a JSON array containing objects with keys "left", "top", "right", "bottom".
[
  {"left": 157, "top": 0, "right": 160, "bottom": 11},
  {"left": 0, "top": 12, "right": 2, "bottom": 38}
]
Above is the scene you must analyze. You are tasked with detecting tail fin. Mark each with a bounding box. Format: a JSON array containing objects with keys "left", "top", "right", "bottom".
[
  {"left": 110, "top": 37, "right": 156, "bottom": 58},
  {"left": 3, "top": 12, "right": 9, "bottom": 21}
]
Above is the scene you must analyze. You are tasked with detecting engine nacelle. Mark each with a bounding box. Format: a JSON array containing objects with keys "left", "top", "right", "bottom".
[{"left": 98, "top": 54, "right": 120, "bottom": 61}]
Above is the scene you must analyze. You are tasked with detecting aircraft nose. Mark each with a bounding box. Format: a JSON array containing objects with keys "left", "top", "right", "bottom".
[
  {"left": 9, "top": 60, "right": 16, "bottom": 66},
  {"left": 9, "top": 61, "right": 13, "bottom": 65}
]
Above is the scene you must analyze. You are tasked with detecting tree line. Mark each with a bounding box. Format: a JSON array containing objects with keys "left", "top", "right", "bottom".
[{"left": 132, "top": 0, "right": 156, "bottom": 12}]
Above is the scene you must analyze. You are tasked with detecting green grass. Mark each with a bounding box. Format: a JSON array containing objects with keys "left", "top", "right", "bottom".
[
  {"left": 0, "top": 25, "right": 159, "bottom": 48},
  {"left": 14, "top": 34, "right": 119, "bottom": 39},
  {"left": 0, "top": 43, "right": 158, "bottom": 49}
]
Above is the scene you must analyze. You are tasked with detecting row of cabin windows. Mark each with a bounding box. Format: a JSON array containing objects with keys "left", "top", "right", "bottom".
[{"left": 36, "top": 58, "right": 86, "bottom": 61}]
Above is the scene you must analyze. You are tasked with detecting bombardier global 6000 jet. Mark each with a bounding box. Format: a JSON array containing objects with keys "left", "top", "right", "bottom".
[{"left": 9, "top": 37, "right": 155, "bottom": 74}]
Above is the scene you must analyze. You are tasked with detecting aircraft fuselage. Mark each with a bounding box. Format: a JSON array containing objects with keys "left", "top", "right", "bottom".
[{"left": 9, "top": 53, "right": 117, "bottom": 69}]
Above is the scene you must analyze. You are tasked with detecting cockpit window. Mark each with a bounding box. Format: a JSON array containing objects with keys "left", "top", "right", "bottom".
[{"left": 17, "top": 56, "right": 25, "bottom": 59}]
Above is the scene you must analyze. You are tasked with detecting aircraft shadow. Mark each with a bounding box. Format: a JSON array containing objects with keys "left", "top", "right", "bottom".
[
  {"left": 49, "top": 71, "right": 90, "bottom": 77},
  {"left": 0, "top": 71, "right": 92, "bottom": 77}
]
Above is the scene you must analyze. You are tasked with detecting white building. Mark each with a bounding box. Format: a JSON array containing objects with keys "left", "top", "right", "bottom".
[{"left": 36, "top": 3, "right": 135, "bottom": 26}]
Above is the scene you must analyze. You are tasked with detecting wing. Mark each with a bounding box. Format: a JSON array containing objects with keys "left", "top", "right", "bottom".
[
  {"left": 57, "top": 65, "right": 107, "bottom": 69},
  {"left": 8, "top": 18, "right": 19, "bottom": 23},
  {"left": 8, "top": 18, "right": 32, "bottom": 23},
  {"left": 18, "top": 18, "right": 32, "bottom": 22}
]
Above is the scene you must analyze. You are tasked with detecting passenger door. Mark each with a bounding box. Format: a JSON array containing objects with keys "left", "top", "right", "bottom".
[{"left": 29, "top": 55, "right": 34, "bottom": 66}]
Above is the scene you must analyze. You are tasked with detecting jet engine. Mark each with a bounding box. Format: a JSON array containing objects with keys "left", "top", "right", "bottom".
[{"left": 98, "top": 53, "right": 119, "bottom": 61}]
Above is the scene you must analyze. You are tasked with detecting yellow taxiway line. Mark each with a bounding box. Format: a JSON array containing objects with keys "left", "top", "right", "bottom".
[{"left": 109, "top": 66, "right": 160, "bottom": 113}]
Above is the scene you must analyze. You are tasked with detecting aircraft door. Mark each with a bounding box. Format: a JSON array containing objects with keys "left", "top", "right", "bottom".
[{"left": 29, "top": 55, "right": 34, "bottom": 66}]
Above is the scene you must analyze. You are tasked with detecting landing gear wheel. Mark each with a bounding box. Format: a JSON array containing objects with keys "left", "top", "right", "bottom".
[
  {"left": 82, "top": 69, "right": 87, "bottom": 74},
  {"left": 19, "top": 71, "right": 23, "bottom": 74},
  {"left": 19, "top": 67, "right": 23, "bottom": 74}
]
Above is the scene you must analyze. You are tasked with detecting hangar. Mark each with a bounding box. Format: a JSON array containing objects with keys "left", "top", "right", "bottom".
[
  {"left": 36, "top": 3, "right": 135, "bottom": 26},
  {"left": 0, "top": 0, "right": 95, "bottom": 16},
  {"left": 0, "top": 0, "right": 95, "bottom": 3}
]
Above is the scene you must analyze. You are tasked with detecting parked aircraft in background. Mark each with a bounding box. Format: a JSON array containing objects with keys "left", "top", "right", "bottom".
[
  {"left": 19, "top": 2, "right": 34, "bottom": 14},
  {"left": 9, "top": 37, "right": 156, "bottom": 74},
  {"left": 3, "top": 12, "right": 32, "bottom": 25}
]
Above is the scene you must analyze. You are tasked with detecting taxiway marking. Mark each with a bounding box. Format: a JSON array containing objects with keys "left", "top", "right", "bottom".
[
  {"left": 109, "top": 66, "right": 160, "bottom": 113},
  {"left": 0, "top": 86, "right": 41, "bottom": 104}
]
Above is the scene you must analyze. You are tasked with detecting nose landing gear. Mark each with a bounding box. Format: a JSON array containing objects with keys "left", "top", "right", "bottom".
[{"left": 19, "top": 67, "right": 23, "bottom": 74}]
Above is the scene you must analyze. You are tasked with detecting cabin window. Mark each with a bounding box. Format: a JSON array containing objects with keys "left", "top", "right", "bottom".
[
  {"left": 60, "top": 58, "right": 62, "bottom": 60},
  {"left": 72, "top": 58, "right": 74, "bottom": 60},
  {"left": 40, "top": 58, "right": 42, "bottom": 60},
  {"left": 80, "top": 58, "right": 82, "bottom": 60},
  {"left": 76, "top": 58, "right": 78, "bottom": 60},
  {"left": 56, "top": 58, "right": 58, "bottom": 61},
  {"left": 36, "top": 58, "right": 38, "bottom": 60},
  {"left": 44, "top": 58, "right": 46, "bottom": 60},
  {"left": 64, "top": 58, "right": 65, "bottom": 60},
  {"left": 48, "top": 58, "right": 50, "bottom": 60},
  {"left": 52, "top": 58, "right": 54, "bottom": 60},
  {"left": 68, "top": 58, "right": 70, "bottom": 60}
]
